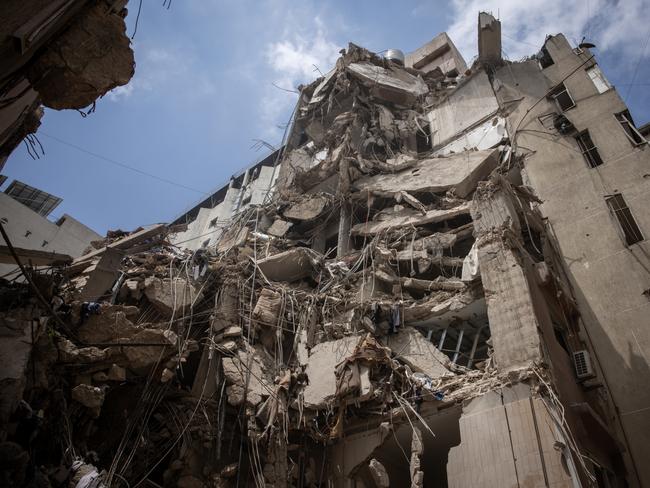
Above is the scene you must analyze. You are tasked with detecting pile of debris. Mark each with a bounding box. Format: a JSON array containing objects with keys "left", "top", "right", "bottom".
[{"left": 0, "top": 34, "right": 602, "bottom": 488}]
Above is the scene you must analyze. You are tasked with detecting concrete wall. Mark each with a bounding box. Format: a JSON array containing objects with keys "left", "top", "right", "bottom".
[
  {"left": 171, "top": 165, "right": 279, "bottom": 251},
  {"left": 0, "top": 192, "right": 101, "bottom": 276},
  {"left": 426, "top": 71, "right": 500, "bottom": 148},
  {"left": 447, "top": 384, "right": 576, "bottom": 488},
  {"left": 493, "top": 34, "right": 650, "bottom": 487},
  {"left": 405, "top": 32, "right": 467, "bottom": 76}
]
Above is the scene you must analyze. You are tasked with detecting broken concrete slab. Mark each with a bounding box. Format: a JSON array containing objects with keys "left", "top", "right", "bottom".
[
  {"left": 303, "top": 335, "right": 362, "bottom": 409},
  {"left": 120, "top": 329, "right": 178, "bottom": 371},
  {"left": 216, "top": 226, "right": 249, "bottom": 253},
  {"left": 354, "top": 148, "right": 499, "bottom": 198},
  {"left": 267, "top": 219, "right": 293, "bottom": 237},
  {"left": 71, "top": 384, "right": 104, "bottom": 417},
  {"left": 252, "top": 288, "right": 282, "bottom": 327},
  {"left": 381, "top": 327, "right": 451, "bottom": 378},
  {"left": 347, "top": 62, "right": 428, "bottom": 104},
  {"left": 222, "top": 346, "right": 272, "bottom": 407},
  {"left": 283, "top": 195, "right": 329, "bottom": 221},
  {"left": 144, "top": 277, "right": 201, "bottom": 317},
  {"left": 78, "top": 247, "right": 124, "bottom": 302},
  {"left": 77, "top": 305, "right": 140, "bottom": 343},
  {"left": 351, "top": 204, "right": 470, "bottom": 236},
  {"left": 256, "top": 248, "right": 318, "bottom": 282},
  {"left": 369, "top": 458, "right": 390, "bottom": 488}
]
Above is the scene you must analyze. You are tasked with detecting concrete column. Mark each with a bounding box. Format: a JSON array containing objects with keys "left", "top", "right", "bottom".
[{"left": 337, "top": 201, "right": 351, "bottom": 257}]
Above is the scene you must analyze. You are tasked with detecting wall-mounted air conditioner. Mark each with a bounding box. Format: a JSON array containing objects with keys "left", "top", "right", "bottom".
[{"left": 573, "top": 350, "right": 595, "bottom": 380}]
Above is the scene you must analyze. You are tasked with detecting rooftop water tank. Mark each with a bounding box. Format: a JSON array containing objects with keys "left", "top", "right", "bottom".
[{"left": 384, "top": 49, "right": 405, "bottom": 65}]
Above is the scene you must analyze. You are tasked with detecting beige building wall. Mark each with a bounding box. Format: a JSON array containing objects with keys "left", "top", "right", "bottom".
[{"left": 493, "top": 34, "right": 650, "bottom": 487}]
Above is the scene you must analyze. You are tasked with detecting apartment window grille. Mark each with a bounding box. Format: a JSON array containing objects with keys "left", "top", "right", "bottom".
[
  {"left": 549, "top": 83, "right": 576, "bottom": 112},
  {"left": 605, "top": 194, "right": 644, "bottom": 246},
  {"left": 575, "top": 131, "right": 603, "bottom": 168},
  {"left": 615, "top": 110, "right": 647, "bottom": 146},
  {"left": 538, "top": 46, "right": 554, "bottom": 68},
  {"left": 586, "top": 65, "right": 611, "bottom": 94}
]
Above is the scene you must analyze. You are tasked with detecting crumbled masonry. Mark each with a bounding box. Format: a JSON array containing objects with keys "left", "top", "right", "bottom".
[{"left": 2, "top": 11, "right": 648, "bottom": 488}]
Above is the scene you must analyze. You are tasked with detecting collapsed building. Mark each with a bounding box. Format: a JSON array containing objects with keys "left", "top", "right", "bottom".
[{"left": 1, "top": 11, "right": 649, "bottom": 488}]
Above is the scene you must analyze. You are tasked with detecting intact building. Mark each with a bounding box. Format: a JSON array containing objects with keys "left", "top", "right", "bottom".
[{"left": 0, "top": 178, "right": 101, "bottom": 278}]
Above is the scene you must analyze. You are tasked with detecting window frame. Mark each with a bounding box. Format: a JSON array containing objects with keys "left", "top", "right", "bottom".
[
  {"left": 575, "top": 130, "right": 603, "bottom": 168},
  {"left": 585, "top": 65, "right": 612, "bottom": 94},
  {"left": 549, "top": 83, "right": 576, "bottom": 112},
  {"left": 538, "top": 46, "right": 554, "bottom": 69},
  {"left": 615, "top": 110, "right": 647, "bottom": 146},
  {"left": 605, "top": 193, "right": 644, "bottom": 246}
]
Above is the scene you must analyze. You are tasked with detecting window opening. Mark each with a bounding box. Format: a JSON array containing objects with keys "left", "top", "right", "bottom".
[
  {"left": 575, "top": 131, "right": 603, "bottom": 168},
  {"left": 605, "top": 194, "right": 644, "bottom": 245},
  {"left": 615, "top": 110, "right": 647, "bottom": 146},
  {"left": 549, "top": 83, "right": 575, "bottom": 112},
  {"left": 586, "top": 65, "right": 611, "bottom": 94},
  {"left": 538, "top": 46, "right": 554, "bottom": 68}
]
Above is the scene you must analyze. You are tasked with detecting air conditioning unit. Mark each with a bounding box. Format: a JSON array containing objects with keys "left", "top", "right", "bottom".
[{"left": 573, "top": 350, "right": 595, "bottom": 380}]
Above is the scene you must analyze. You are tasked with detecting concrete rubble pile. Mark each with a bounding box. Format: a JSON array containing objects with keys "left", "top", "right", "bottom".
[{"left": 0, "top": 12, "right": 641, "bottom": 488}]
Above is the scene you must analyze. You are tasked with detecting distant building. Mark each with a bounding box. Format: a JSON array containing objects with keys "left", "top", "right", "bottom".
[{"left": 0, "top": 179, "right": 101, "bottom": 278}]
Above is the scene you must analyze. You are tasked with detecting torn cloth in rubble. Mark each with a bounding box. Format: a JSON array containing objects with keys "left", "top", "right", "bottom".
[
  {"left": 461, "top": 241, "right": 480, "bottom": 282},
  {"left": 334, "top": 334, "right": 394, "bottom": 400},
  {"left": 71, "top": 460, "right": 105, "bottom": 488}
]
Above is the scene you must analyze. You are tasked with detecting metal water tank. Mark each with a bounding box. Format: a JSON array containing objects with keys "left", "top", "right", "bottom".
[{"left": 384, "top": 49, "right": 405, "bottom": 65}]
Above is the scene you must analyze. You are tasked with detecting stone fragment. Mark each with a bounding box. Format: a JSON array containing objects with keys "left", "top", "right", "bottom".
[
  {"left": 267, "top": 219, "right": 293, "bottom": 237},
  {"left": 222, "top": 326, "right": 242, "bottom": 338},
  {"left": 222, "top": 346, "right": 271, "bottom": 407},
  {"left": 369, "top": 459, "right": 390, "bottom": 488},
  {"left": 120, "top": 329, "right": 178, "bottom": 371},
  {"left": 303, "top": 335, "right": 361, "bottom": 409},
  {"left": 381, "top": 327, "right": 452, "bottom": 379},
  {"left": 77, "top": 305, "right": 141, "bottom": 343},
  {"left": 283, "top": 195, "right": 329, "bottom": 221},
  {"left": 144, "top": 277, "right": 201, "bottom": 318},
  {"left": 256, "top": 248, "right": 317, "bottom": 282},
  {"left": 107, "top": 364, "right": 126, "bottom": 381},
  {"left": 252, "top": 289, "right": 282, "bottom": 327},
  {"left": 71, "top": 384, "right": 104, "bottom": 417}
]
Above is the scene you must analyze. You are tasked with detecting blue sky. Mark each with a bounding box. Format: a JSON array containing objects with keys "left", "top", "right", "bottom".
[{"left": 4, "top": 0, "right": 649, "bottom": 235}]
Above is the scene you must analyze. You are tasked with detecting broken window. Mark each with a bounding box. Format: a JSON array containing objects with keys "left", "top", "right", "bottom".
[
  {"left": 575, "top": 131, "right": 603, "bottom": 168},
  {"left": 201, "top": 238, "right": 210, "bottom": 248},
  {"left": 209, "top": 217, "right": 219, "bottom": 228},
  {"left": 586, "top": 65, "right": 611, "bottom": 94},
  {"left": 615, "top": 110, "right": 647, "bottom": 146},
  {"left": 549, "top": 83, "right": 575, "bottom": 112},
  {"left": 605, "top": 194, "right": 644, "bottom": 246},
  {"left": 538, "top": 46, "right": 554, "bottom": 69},
  {"left": 416, "top": 123, "right": 432, "bottom": 154}
]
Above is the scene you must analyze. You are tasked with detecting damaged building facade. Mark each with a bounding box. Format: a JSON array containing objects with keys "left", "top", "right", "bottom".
[{"left": 1, "top": 11, "right": 649, "bottom": 488}]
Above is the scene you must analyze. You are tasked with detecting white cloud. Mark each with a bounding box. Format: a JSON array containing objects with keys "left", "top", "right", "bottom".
[
  {"left": 106, "top": 82, "right": 135, "bottom": 101},
  {"left": 447, "top": 0, "right": 650, "bottom": 63},
  {"left": 106, "top": 44, "right": 215, "bottom": 104},
  {"left": 260, "top": 16, "right": 342, "bottom": 140}
]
